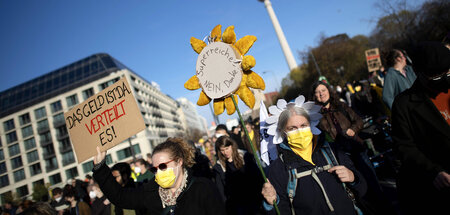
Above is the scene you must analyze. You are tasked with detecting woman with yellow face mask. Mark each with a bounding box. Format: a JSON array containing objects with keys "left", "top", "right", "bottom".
[
  {"left": 92, "top": 138, "right": 226, "bottom": 215},
  {"left": 261, "top": 95, "right": 367, "bottom": 215}
]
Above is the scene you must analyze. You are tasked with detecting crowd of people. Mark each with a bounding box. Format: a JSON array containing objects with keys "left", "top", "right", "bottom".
[{"left": 2, "top": 41, "right": 448, "bottom": 215}]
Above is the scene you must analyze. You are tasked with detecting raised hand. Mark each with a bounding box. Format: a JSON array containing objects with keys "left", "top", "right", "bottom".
[{"left": 93, "top": 146, "right": 106, "bottom": 165}]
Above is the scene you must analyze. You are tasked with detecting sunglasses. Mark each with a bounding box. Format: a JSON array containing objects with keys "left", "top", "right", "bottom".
[{"left": 150, "top": 160, "right": 174, "bottom": 174}]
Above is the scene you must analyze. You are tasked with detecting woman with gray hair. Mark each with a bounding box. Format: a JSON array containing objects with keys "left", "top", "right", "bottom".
[{"left": 261, "top": 95, "right": 367, "bottom": 215}]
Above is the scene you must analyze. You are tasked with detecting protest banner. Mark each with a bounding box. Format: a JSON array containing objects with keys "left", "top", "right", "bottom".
[
  {"left": 365, "top": 48, "right": 382, "bottom": 73},
  {"left": 64, "top": 77, "right": 145, "bottom": 163}
]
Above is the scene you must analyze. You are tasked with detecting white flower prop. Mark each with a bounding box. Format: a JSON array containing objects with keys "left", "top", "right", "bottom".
[{"left": 266, "top": 95, "right": 322, "bottom": 144}]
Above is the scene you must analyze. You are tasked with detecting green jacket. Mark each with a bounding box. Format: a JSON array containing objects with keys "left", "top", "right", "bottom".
[{"left": 382, "top": 65, "right": 416, "bottom": 109}]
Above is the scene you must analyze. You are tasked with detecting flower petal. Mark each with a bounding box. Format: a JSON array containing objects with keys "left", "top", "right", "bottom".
[
  {"left": 224, "top": 95, "right": 237, "bottom": 115},
  {"left": 213, "top": 99, "right": 225, "bottom": 115},
  {"left": 210, "top": 24, "right": 222, "bottom": 42},
  {"left": 236, "top": 85, "right": 255, "bottom": 109},
  {"left": 267, "top": 125, "right": 277, "bottom": 136},
  {"left": 294, "top": 95, "right": 305, "bottom": 106},
  {"left": 184, "top": 75, "right": 200, "bottom": 90},
  {"left": 268, "top": 106, "right": 281, "bottom": 115},
  {"left": 277, "top": 99, "right": 287, "bottom": 110},
  {"left": 235, "top": 35, "right": 257, "bottom": 55},
  {"left": 311, "top": 127, "right": 322, "bottom": 135},
  {"left": 222, "top": 26, "right": 236, "bottom": 44},
  {"left": 190, "top": 37, "right": 206, "bottom": 54},
  {"left": 197, "top": 91, "right": 211, "bottom": 106},
  {"left": 246, "top": 70, "right": 265, "bottom": 90},
  {"left": 241, "top": 55, "right": 256, "bottom": 71},
  {"left": 266, "top": 115, "right": 278, "bottom": 125}
]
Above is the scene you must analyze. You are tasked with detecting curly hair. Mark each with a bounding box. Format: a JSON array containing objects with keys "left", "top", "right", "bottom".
[{"left": 153, "top": 137, "right": 196, "bottom": 168}]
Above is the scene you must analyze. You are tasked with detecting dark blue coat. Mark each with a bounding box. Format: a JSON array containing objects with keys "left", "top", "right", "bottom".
[{"left": 266, "top": 140, "right": 367, "bottom": 215}]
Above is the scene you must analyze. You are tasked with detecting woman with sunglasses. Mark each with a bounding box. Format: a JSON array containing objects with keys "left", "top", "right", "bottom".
[
  {"left": 213, "top": 136, "right": 264, "bottom": 215},
  {"left": 92, "top": 137, "right": 226, "bottom": 215}
]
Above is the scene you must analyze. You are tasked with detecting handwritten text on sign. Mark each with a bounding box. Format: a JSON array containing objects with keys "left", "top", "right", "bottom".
[
  {"left": 64, "top": 77, "right": 145, "bottom": 163},
  {"left": 196, "top": 42, "right": 243, "bottom": 99}
]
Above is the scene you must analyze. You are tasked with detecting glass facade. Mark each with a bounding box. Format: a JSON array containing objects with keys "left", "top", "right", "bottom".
[{"left": 0, "top": 53, "right": 129, "bottom": 118}]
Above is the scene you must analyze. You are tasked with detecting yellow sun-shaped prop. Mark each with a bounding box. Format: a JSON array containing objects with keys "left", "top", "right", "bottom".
[{"left": 184, "top": 24, "right": 265, "bottom": 115}]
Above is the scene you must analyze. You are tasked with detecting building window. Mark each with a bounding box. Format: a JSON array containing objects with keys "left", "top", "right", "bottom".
[
  {"left": 33, "top": 179, "right": 45, "bottom": 188},
  {"left": 66, "top": 94, "right": 79, "bottom": 107},
  {"left": 99, "top": 78, "right": 119, "bottom": 90},
  {"left": 82, "top": 88, "right": 94, "bottom": 100},
  {"left": 106, "top": 154, "right": 113, "bottom": 165},
  {"left": 116, "top": 145, "right": 141, "bottom": 161},
  {"left": 0, "top": 149, "right": 3, "bottom": 160},
  {"left": 53, "top": 113, "right": 65, "bottom": 127},
  {"left": 0, "top": 175, "right": 9, "bottom": 188},
  {"left": 27, "top": 150, "right": 39, "bottom": 163},
  {"left": 21, "top": 125, "right": 33, "bottom": 138},
  {"left": 50, "top": 101, "right": 63, "bottom": 113},
  {"left": 39, "top": 131, "right": 52, "bottom": 143},
  {"left": 49, "top": 173, "right": 62, "bottom": 185},
  {"left": 34, "top": 107, "right": 47, "bottom": 120},
  {"left": 3, "top": 119, "right": 15, "bottom": 132},
  {"left": 61, "top": 151, "right": 75, "bottom": 166},
  {"left": 82, "top": 162, "right": 94, "bottom": 174},
  {"left": 19, "top": 113, "right": 31, "bottom": 126},
  {"left": 37, "top": 119, "right": 49, "bottom": 132},
  {"left": 0, "top": 162, "right": 7, "bottom": 174},
  {"left": 29, "top": 163, "right": 42, "bottom": 176},
  {"left": 16, "top": 185, "right": 29, "bottom": 197},
  {"left": 8, "top": 144, "right": 20, "bottom": 157},
  {"left": 6, "top": 131, "right": 17, "bottom": 144},
  {"left": 65, "top": 167, "right": 79, "bottom": 179},
  {"left": 45, "top": 157, "right": 58, "bottom": 172},
  {"left": 24, "top": 138, "right": 36, "bottom": 151},
  {"left": 11, "top": 156, "right": 23, "bottom": 169},
  {"left": 13, "top": 169, "right": 25, "bottom": 182}
]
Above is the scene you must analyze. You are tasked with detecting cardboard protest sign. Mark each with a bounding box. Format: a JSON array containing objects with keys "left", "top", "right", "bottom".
[
  {"left": 64, "top": 77, "right": 145, "bottom": 163},
  {"left": 365, "top": 48, "right": 382, "bottom": 73}
]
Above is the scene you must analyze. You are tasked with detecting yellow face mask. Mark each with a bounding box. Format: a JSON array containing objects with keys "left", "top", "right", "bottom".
[
  {"left": 155, "top": 165, "right": 179, "bottom": 188},
  {"left": 286, "top": 127, "right": 315, "bottom": 164},
  {"left": 286, "top": 127, "right": 313, "bottom": 150}
]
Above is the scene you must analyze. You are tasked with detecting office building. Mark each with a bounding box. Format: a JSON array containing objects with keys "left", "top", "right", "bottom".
[{"left": 0, "top": 53, "right": 183, "bottom": 202}]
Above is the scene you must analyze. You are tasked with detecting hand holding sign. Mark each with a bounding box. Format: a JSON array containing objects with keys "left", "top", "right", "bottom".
[
  {"left": 65, "top": 77, "right": 145, "bottom": 163},
  {"left": 94, "top": 146, "right": 106, "bottom": 165}
]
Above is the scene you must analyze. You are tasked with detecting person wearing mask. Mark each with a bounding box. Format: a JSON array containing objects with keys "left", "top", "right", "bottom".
[
  {"left": 382, "top": 49, "right": 417, "bottom": 109},
  {"left": 110, "top": 162, "right": 137, "bottom": 215},
  {"left": 93, "top": 137, "right": 226, "bottom": 215},
  {"left": 89, "top": 182, "right": 111, "bottom": 215},
  {"left": 63, "top": 186, "right": 91, "bottom": 215},
  {"left": 50, "top": 188, "right": 69, "bottom": 215},
  {"left": 261, "top": 96, "right": 367, "bottom": 214},
  {"left": 391, "top": 41, "right": 450, "bottom": 214},
  {"left": 312, "top": 81, "right": 395, "bottom": 214},
  {"left": 135, "top": 159, "right": 154, "bottom": 183},
  {"left": 213, "top": 136, "right": 264, "bottom": 215}
]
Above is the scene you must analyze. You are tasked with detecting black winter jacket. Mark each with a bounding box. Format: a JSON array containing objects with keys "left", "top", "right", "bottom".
[
  {"left": 266, "top": 140, "right": 367, "bottom": 215},
  {"left": 93, "top": 163, "right": 226, "bottom": 215}
]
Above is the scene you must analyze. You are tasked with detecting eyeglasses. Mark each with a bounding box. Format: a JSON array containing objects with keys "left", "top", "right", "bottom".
[{"left": 150, "top": 160, "right": 174, "bottom": 174}]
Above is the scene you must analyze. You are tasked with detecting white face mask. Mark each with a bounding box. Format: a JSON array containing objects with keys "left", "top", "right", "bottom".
[
  {"left": 89, "top": 191, "right": 97, "bottom": 199},
  {"left": 134, "top": 167, "right": 142, "bottom": 173},
  {"left": 215, "top": 133, "right": 225, "bottom": 138},
  {"left": 55, "top": 197, "right": 62, "bottom": 202}
]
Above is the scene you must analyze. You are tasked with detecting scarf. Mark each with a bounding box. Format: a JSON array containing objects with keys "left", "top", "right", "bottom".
[{"left": 159, "top": 168, "right": 188, "bottom": 208}]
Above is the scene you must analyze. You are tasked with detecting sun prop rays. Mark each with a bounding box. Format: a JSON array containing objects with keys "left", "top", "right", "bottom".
[{"left": 184, "top": 24, "right": 265, "bottom": 115}]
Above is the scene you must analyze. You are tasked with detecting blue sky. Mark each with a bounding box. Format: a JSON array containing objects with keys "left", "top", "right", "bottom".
[{"left": 0, "top": 0, "right": 425, "bottom": 127}]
